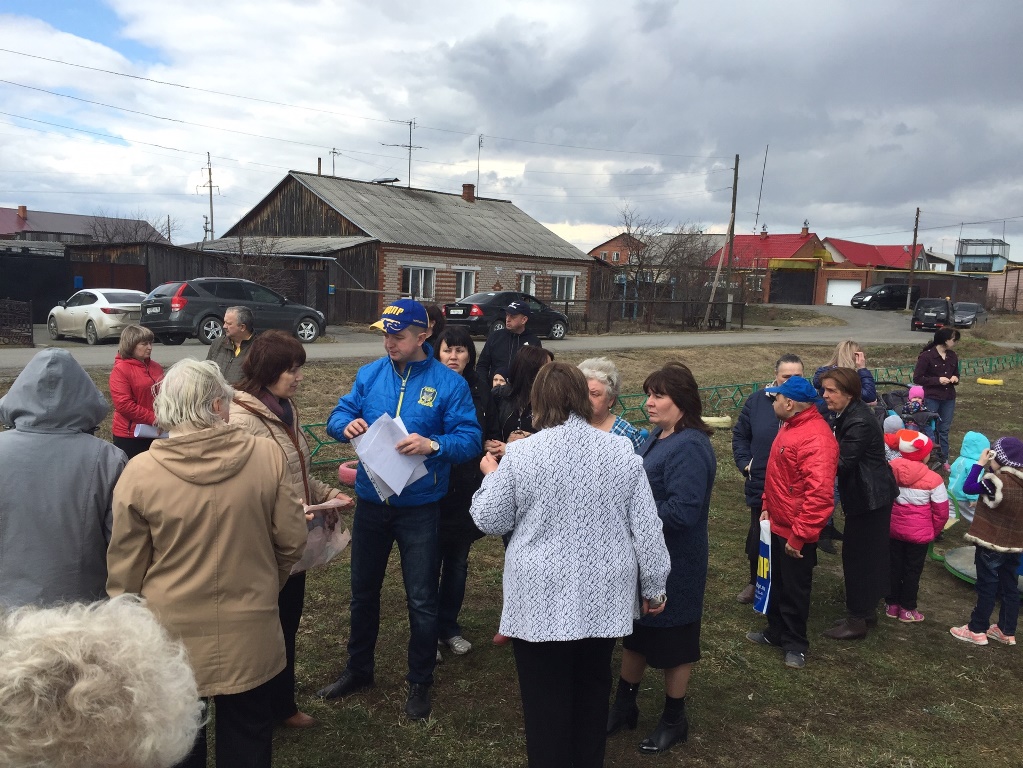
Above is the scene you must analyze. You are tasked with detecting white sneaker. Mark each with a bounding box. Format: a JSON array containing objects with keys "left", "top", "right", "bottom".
[{"left": 441, "top": 635, "right": 473, "bottom": 655}]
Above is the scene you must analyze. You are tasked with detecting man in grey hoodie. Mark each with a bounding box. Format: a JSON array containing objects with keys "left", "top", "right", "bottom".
[{"left": 0, "top": 349, "right": 127, "bottom": 608}]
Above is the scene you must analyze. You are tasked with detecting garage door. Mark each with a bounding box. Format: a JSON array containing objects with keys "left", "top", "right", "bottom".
[{"left": 826, "top": 279, "right": 861, "bottom": 306}]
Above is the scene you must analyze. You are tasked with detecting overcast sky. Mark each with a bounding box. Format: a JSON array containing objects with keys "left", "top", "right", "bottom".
[{"left": 2, "top": 0, "right": 1022, "bottom": 260}]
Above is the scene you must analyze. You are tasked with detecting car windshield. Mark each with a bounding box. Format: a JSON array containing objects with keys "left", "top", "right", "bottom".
[
  {"left": 147, "top": 283, "right": 184, "bottom": 298},
  {"left": 100, "top": 291, "right": 147, "bottom": 303},
  {"left": 459, "top": 292, "right": 500, "bottom": 303},
  {"left": 863, "top": 285, "right": 884, "bottom": 294},
  {"left": 954, "top": 303, "right": 978, "bottom": 311},
  {"left": 917, "top": 300, "right": 946, "bottom": 308}
]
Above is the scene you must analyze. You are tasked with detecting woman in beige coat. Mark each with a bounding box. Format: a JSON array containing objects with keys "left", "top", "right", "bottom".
[
  {"left": 231, "top": 330, "right": 353, "bottom": 729},
  {"left": 107, "top": 359, "right": 307, "bottom": 768}
]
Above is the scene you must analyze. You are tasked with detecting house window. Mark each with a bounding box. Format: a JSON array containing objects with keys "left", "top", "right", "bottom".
[
  {"left": 402, "top": 266, "right": 435, "bottom": 300},
  {"left": 600, "top": 251, "right": 608, "bottom": 260},
  {"left": 519, "top": 273, "right": 535, "bottom": 295},
  {"left": 551, "top": 275, "right": 576, "bottom": 301},
  {"left": 612, "top": 251, "right": 620, "bottom": 262},
  {"left": 454, "top": 270, "right": 475, "bottom": 300}
]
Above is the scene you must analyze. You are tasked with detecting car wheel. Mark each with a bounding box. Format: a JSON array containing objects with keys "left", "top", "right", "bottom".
[
  {"left": 490, "top": 319, "right": 506, "bottom": 334},
  {"left": 547, "top": 320, "right": 568, "bottom": 340},
  {"left": 85, "top": 321, "right": 99, "bottom": 346},
  {"left": 47, "top": 316, "right": 62, "bottom": 340},
  {"left": 161, "top": 334, "right": 187, "bottom": 346},
  {"left": 295, "top": 317, "right": 320, "bottom": 343},
  {"left": 198, "top": 316, "right": 223, "bottom": 345}
]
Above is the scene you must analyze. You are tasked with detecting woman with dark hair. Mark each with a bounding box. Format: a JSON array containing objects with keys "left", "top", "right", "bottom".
[
  {"left": 819, "top": 367, "right": 898, "bottom": 641},
  {"left": 425, "top": 304, "right": 446, "bottom": 346},
  {"left": 607, "top": 362, "right": 716, "bottom": 755},
  {"left": 913, "top": 327, "right": 961, "bottom": 470},
  {"left": 109, "top": 324, "right": 164, "bottom": 459},
  {"left": 471, "top": 362, "right": 670, "bottom": 768},
  {"left": 230, "top": 330, "right": 353, "bottom": 729},
  {"left": 433, "top": 326, "right": 487, "bottom": 658},
  {"left": 485, "top": 345, "right": 554, "bottom": 459}
]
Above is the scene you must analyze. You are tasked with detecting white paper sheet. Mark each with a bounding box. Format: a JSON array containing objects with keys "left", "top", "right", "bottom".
[{"left": 351, "top": 414, "right": 428, "bottom": 501}]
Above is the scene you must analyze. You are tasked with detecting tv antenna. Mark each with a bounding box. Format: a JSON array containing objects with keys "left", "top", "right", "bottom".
[
  {"left": 330, "top": 147, "right": 344, "bottom": 176},
  {"left": 753, "top": 144, "right": 769, "bottom": 234},
  {"left": 382, "top": 118, "right": 423, "bottom": 188}
]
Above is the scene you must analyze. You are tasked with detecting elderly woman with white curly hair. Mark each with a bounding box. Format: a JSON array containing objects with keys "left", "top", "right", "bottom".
[
  {"left": 106, "top": 359, "right": 308, "bottom": 768},
  {"left": 578, "top": 356, "right": 645, "bottom": 449},
  {"left": 0, "top": 595, "right": 203, "bottom": 768}
]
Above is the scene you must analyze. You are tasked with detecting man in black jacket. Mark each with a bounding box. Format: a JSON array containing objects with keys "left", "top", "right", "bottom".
[
  {"left": 731, "top": 354, "right": 803, "bottom": 604},
  {"left": 476, "top": 301, "right": 543, "bottom": 390}
]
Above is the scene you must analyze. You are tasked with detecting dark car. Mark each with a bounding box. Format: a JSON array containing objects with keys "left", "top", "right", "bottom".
[
  {"left": 850, "top": 283, "right": 920, "bottom": 310},
  {"left": 953, "top": 302, "right": 989, "bottom": 328},
  {"left": 442, "top": 291, "right": 569, "bottom": 339},
  {"left": 141, "top": 278, "right": 326, "bottom": 345},
  {"left": 911, "top": 297, "right": 954, "bottom": 332}
]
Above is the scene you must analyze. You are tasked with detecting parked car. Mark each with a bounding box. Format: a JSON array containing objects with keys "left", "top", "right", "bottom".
[
  {"left": 47, "top": 288, "right": 148, "bottom": 345},
  {"left": 140, "top": 278, "right": 326, "bottom": 345},
  {"left": 953, "top": 302, "right": 989, "bottom": 328},
  {"left": 850, "top": 283, "right": 920, "bottom": 310},
  {"left": 911, "top": 297, "right": 955, "bottom": 332},
  {"left": 442, "top": 291, "right": 569, "bottom": 339}
]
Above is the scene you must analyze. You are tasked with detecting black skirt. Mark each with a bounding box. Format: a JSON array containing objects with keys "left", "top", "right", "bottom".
[{"left": 622, "top": 619, "right": 702, "bottom": 669}]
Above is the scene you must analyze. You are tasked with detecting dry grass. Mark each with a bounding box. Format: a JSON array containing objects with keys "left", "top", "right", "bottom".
[
  {"left": 744, "top": 305, "right": 848, "bottom": 328},
  {"left": 968, "top": 313, "right": 1023, "bottom": 345}
]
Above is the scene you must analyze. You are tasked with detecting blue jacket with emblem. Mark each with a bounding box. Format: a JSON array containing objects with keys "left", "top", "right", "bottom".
[{"left": 327, "top": 344, "right": 482, "bottom": 506}]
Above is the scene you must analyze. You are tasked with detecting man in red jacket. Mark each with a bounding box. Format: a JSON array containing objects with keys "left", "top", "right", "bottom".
[{"left": 746, "top": 376, "right": 838, "bottom": 669}]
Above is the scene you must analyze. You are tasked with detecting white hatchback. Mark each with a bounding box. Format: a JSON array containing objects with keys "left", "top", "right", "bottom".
[{"left": 47, "top": 288, "right": 148, "bottom": 345}]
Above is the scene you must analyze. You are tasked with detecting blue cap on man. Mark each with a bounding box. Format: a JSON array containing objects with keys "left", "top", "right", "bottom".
[
  {"left": 763, "top": 375, "right": 822, "bottom": 403},
  {"left": 370, "top": 298, "right": 430, "bottom": 334}
]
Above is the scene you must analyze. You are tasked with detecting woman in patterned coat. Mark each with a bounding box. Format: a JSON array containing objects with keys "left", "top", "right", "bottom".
[
  {"left": 471, "top": 361, "right": 670, "bottom": 768},
  {"left": 608, "top": 362, "right": 717, "bottom": 755}
]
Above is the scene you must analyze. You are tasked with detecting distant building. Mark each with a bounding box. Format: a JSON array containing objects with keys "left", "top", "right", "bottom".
[
  {"left": 955, "top": 238, "right": 1010, "bottom": 272},
  {"left": 0, "top": 206, "right": 167, "bottom": 244},
  {"left": 823, "top": 238, "right": 925, "bottom": 270}
]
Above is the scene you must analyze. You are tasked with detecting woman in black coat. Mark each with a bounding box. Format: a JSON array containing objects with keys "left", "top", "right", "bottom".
[
  {"left": 434, "top": 326, "right": 487, "bottom": 657},
  {"left": 819, "top": 367, "right": 898, "bottom": 640}
]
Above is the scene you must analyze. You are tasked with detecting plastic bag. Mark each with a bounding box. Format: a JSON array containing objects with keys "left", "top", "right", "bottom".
[
  {"left": 291, "top": 511, "right": 351, "bottom": 574},
  {"left": 753, "top": 519, "right": 771, "bottom": 615}
]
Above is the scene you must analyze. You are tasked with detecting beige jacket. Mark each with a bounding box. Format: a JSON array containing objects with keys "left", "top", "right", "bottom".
[
  {"left": 230, "top": 390, "right": 340, "bottom": 506},
  {"left": 106, "top": 422, "right": 307, "bottom": 697}
]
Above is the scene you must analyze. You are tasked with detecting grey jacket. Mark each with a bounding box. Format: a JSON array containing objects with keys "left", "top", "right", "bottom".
[{"left": 0, "top": 349, "right": 127, "bottom": 607}]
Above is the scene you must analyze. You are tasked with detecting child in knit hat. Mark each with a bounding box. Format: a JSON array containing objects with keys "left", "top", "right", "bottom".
[
  {"left": 902, "top": 385, "right": 927, "bottom": 416},
  {"left": 950, "top": 436, "right": 1023, "bottom": 646},
  {"left": 883, "top": 430, "right": 948, "bottom": 622},
  {"left": 883, "top": 415, "right": 905, "bottom": 461}
]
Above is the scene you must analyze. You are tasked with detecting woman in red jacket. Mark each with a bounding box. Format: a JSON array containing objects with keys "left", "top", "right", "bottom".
[{"left": 109, "top": 325, "right": 164, "bottom": 459}]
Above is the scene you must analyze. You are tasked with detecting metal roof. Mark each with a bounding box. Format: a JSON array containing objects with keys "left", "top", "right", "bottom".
[
  {"left": 180, "top": 235, "right": 377, "bottom": 255},
  {"left": 288, "top": 172, "right": 591, "bottom": 262},
  {"left": 0, "top": 206, "right": 166, "bottom": 242}
]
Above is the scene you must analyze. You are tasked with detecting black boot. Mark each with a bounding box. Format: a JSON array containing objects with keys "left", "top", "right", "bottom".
[
  {"left": 638, "top": 695, "right": 688, "bottom": 754},
  {"left": 606, "top": 678, "right": 640, "bottom": 735}
]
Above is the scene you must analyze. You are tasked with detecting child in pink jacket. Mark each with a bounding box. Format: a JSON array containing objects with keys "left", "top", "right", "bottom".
[{"left": 884, "top": 430, "right": 949, "bottom": 622}]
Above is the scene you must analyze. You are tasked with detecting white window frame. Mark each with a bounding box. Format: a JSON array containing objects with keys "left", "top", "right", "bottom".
[
  {"left": 550, "top": 274, "right": 576, "bottom": 301},
  {"left": 600, "top": 251, "right": 608, "bottom": 260},
  {"left": 453, "top": 269, "right": 476, "bottom": 299},
  {"left": 519, "top": 272, "right": 536, "bottom": 295},
  {"left": 401, "top": 266, "right": 435, "bottom": 300},
  {"left": 612, "top": 251, "right": 620, "bottom": 262}
]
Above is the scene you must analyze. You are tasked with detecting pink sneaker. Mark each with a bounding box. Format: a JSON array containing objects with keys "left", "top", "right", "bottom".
[
  {"left": 884, "top": 603, "right": 901, "bottom": 619},
  {"left": 899, "top": 608, "right": 925, "bottom": 623},
  {"left": 987, "top": 625, "right": 1017, "bottom": 646},
  {"left": 950, "top": 624, "right": 988, "bottom": 645}
]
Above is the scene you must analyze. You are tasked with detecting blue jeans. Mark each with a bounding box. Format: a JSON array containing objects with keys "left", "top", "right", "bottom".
[
  {"left": 346, "top": 498, "right": 440, "bottom": 685},
  {"left": 968, "top": 547, "right": 1021, "bottom": 636},
  {"left": 924, "top": 397, "right": 956, "bottom": 463},
  {"left": 438, "top": 538, "right": 473, "bottom": 639}
]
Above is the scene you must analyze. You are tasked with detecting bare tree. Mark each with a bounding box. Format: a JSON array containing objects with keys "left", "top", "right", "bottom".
[
  {"left": 86, "top": 207, "right": 172, "bottom": 244},
  {"left": 230, "top": 235, "right": 297, "bottom": 297}
]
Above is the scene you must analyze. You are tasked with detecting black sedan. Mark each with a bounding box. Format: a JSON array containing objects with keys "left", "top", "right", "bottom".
[
  {"left": 953, "top": 302, "right": 989, "bottom": 328},
  {"left": 442, "top": 291, "right": 569, "bottom": 339}
]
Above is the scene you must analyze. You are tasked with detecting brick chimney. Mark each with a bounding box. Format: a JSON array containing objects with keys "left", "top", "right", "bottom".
[
  {"left": 17, "top": 205, "right": 27, "bottom": 220},
  {"left": 800, "top": 219, "right": 809, "bottom": 237},
  {"left": 462, "top": 183, "right": 476, "bottom": 202},
  {"left": 759, "top": 224, "right": 768, "bottom": 240}
]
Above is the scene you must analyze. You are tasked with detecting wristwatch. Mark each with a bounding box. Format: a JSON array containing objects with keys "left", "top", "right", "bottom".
[{"left": 429, "top": 440, "right": 440, "bottom": 456}]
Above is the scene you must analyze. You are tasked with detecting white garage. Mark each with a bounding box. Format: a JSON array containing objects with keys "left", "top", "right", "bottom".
[{"left": 826, "top": 279, "right": 862, "bottom": 306}]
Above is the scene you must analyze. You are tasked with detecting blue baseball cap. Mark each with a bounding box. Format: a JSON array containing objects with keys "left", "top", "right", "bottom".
[
  {"left": 763, "top": 375, "right": 822, "bottom": 403},
  {"left": 505, "top": 301, "right": 531, "bottom": 317},
  {"left": 371, "top": 299, "right": 429, "bottom": 334}
]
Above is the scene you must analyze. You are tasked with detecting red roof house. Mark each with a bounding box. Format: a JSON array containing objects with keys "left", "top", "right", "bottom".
[
  {"left": 706, "top": 225, "right": 829, "bottom": 269},
  {"left": 823, "top": 238, "right": 923, "bottom": 269}
]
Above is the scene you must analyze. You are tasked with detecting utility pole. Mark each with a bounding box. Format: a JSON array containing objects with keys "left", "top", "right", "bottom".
[
  {"left": 382, "top": 119, "right": 422, "bottom": 188},
  {"left": 905, "top": 206, "right": 920, "bottom": 310},
  {"left": 477, "top": 134, "right": 484, "bottom": 191},
  {"left": 330, "top": 147, "right": 343, "bottom": 176},
  {"left": 196, "top": 152, "right": 219, "bottom": 240},
  {"left": 705, "top": 154, "right": 739, "bottom": 329}
]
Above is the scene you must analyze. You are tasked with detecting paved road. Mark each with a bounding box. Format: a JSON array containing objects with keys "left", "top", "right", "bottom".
[{"left": 0, "top": 305, "right": 1009, "bottom": 374}]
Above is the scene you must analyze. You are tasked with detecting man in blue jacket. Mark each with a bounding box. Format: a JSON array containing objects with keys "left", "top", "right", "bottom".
[
  {"left": 732, "top": 354, "right": 803, "bottom": 604},
  {"left": 317, "top": 299, "right": 482, "bottom": 720}
]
